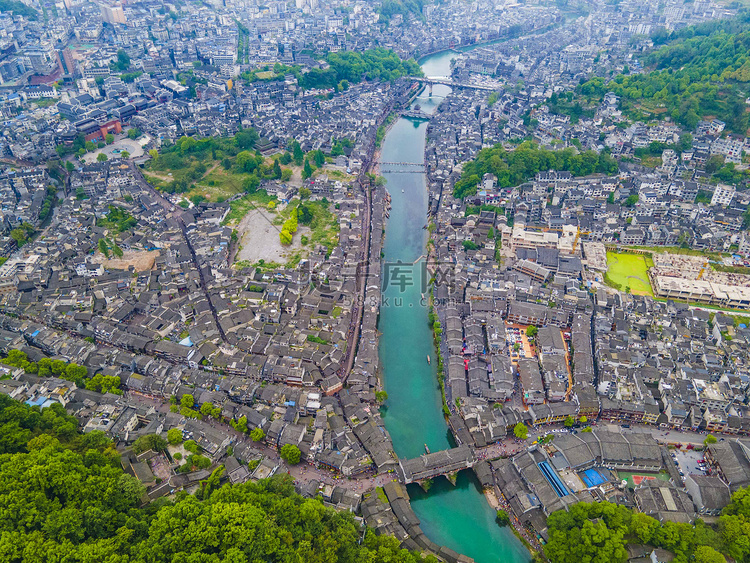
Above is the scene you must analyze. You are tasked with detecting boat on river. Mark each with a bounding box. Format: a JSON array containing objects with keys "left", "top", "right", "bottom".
[
  {"left": 424, "top": 443, "right": 430, "bottom": 454},
  {"left": 427, "top": 355, "right": 431, "bottom": 364}
]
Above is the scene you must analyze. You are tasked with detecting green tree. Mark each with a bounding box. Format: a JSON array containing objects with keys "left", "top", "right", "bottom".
[
  {"left": 694, "top": 546, "right": 726, "bottom": 563},
  {"left": 302, "top": 159, "right": 313, "bottom": 179},
  {"left": 200, "top": 402, "right": 214, "bottom": 417},
  {"left": 280, "top": 443, "right": 301, "bottom": 465},
  {"left": 375, "top": 391, "right": 388, "bottom": 403},
  {"left": 181, "top": 393, "right": 194, "bottom": 409},
  {"left": 250, "top": 427, "right": 265, "bottom": 442},
  {"left": 705, "top": 434, "right": 718, "bottom": 445},
  {"left": 514, "top": 422, "right": 528, "bottom": 440},
  {"left": 114, "top": 49, "right": 130, "bottom": 71},
  {"left": 496, "top": 509, "right": 511, "bottom": 527},
  {"left": 235, "top": 128, "right": 259, "bottom": 150},
  {"left": 167, "top": 428, "right": 183, "bottom": 445},
  {"left": 243, "top": 175, "right": 260, "bottom": 193},
  {"left": 292, "top": 141, "right": 304, "bottom": 165},
  {"left": 97, "top": 153, "right": 108, "bottom": 162},
  {"left": 105, "top": 133, "right": 114, "bottom": 144},
  {"left": 526, "top": 325, "right": 538, "bottom": 339},
  {"left": 132, "top": 434, "right": 168, "bottom": 454},
  {"left": 98, "top": 237, "right": 110, "bottom": 258},
  {"left": 127, "top": 128, "right": 140, "bottom": 140},
  {"left": 183, "top": 439, "right": 199, "bottom": 454},
  {"left": 564, "top": 415, "right": 575, "bottom": 428},
  {"left": 630, "top": 512, "right": 660, "bottom": 544},
  {"left": 279, "top": 229, "right": 293, "bottom": 245},
  {"left": 297, "top": 203, "right": 314, "bottom": 225}
]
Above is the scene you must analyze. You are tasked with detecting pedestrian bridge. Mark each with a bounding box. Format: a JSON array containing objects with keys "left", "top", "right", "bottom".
[
  {"left": 379, "top": 161, "right": 427, "bottom": 174},
  {"left": 396, "top": 445, "right": 477, "bottom": 486}
]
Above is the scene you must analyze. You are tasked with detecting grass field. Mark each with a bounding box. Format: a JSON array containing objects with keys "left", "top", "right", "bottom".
[{"left": 606, "top": 251, "right": 653, "bottom": 296}]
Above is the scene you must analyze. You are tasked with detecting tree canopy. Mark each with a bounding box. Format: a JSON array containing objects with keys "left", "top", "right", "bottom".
[
  {"left": 545, "top": 496, "right": 750, "bottom": 563},
  {"left": 242, "top": 49, "right": 422, "bottom": 91},
  {"left": 0, "top": 395, "right": 438, "bottom": 563},
  {"left": 452, "top": 142, "right": 617, "bottom": 199},
  {"left": 575, "top": 11, "right": 750, "bottom": 133}
]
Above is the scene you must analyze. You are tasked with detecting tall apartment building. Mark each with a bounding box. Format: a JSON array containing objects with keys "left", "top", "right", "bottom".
[{"left": 99, "top": 3, "right": 126, "bottom": 25}]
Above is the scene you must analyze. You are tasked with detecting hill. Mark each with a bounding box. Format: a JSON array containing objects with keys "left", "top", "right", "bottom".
[
  {"left": 0, "top": 394, "right": 437, "bottom": 563},
  {"left": 453, "top": 141, "right": 618, "bottom": 199},
  {"left": 570, "top": 11, "right": 750, "bottom": 133}
]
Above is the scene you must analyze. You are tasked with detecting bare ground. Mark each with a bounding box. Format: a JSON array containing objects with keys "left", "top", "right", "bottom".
[
  {"left": 92, "top": 249, "right": 160, "bottom": 271},
  {"left": 235, "top": 207, "right": 308, "bottom": 264}
]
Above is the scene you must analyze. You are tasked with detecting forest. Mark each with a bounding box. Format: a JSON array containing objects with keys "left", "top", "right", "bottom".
[
  {"left": 545, "top": 496, "right": 750, "bottom": 563},
  {"left": 0, "top": 394, "right": 438, "bottom": 563},
  {"left": 301, "top": 48, "right": 422, "bottom": 90},
  {"left": 0, "top": 0, "right": 38, "bottom": 19},
  {"left": 575, "top": 11, "right": 750, "bottom": 133},
  {"left": 377, "top": 0, "right": 425, "bottom": 24},
  {"left": 452, "top": 142, "right": 618, "bottom": 199},
  {"left": 242, "top": 48, "right": 422, "bottom": 91}
]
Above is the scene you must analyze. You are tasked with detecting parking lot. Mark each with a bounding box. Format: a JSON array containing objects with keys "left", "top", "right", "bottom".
[
  {"left": 671, "top": 448, "right": 708, "bottom": 479},
  {"left": 506, "top": 325, "right": 533, "bottom": 364}
]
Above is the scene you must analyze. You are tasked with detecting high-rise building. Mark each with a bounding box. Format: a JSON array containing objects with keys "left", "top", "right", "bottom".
[{"left": 99, "top": 3, "right": 126, "bottom": 25}]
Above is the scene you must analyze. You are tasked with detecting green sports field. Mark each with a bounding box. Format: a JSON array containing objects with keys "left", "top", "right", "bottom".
[{"left": 606, "top": 252, "right": 653, "bottom": 296}]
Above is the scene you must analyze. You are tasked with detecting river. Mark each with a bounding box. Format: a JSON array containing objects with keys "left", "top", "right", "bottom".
[{"left": 376, "top": 51, "right": 531, "bottom": 563}]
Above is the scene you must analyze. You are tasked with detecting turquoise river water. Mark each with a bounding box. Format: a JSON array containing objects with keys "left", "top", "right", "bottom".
[{"left": 376, "top": 51, "right": 531, "bottom": 563}]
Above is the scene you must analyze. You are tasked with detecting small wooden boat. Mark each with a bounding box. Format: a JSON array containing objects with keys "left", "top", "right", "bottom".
[
  {"left": 427, "top": 355, "right": 431, "bottom": 365},
  {"left": 424, "top": 444, "right": 430, "bottom": 454}
]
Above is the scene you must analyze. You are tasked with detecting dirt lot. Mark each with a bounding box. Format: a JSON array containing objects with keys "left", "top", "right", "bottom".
[
  {"left": 92, "top": 249, "right": 160, "bottom": 272},
  {"left": 235, "top": 207, "right": 308, "bottom": 264}
]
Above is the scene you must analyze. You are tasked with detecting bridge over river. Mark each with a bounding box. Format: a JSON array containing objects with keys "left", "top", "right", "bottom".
[
  {"left": 413, "top": 77, "right": 497, "bottom": 92},
  {"left": 379, "top": 161, "right": 427, "bottom": 174},
  {"left": 401, "top": 109, "right": 431, "bottom": 120},
  {"left": 396, "top": 445, "right": 477, "bottom": 488}
]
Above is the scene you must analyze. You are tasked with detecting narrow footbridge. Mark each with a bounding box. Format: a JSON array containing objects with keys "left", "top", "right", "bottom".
[
  {"left": 396, "top": 445, "right": 477, "bottom": 486},
  {"left": 379, "top": 161, "right": 427, "bottom": 174},
  {"left": 401, "top": 109, "right": 431, "bottom": 120}
]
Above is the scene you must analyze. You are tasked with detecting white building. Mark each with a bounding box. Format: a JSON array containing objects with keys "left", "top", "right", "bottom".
[{"left": 711, "top": 184, "right": 735, "bottom": 207}]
